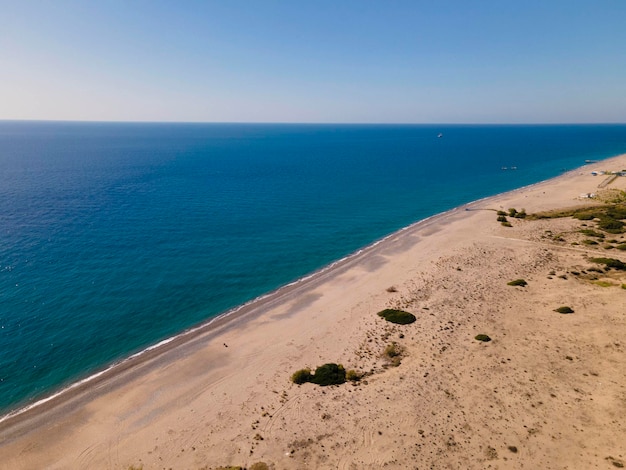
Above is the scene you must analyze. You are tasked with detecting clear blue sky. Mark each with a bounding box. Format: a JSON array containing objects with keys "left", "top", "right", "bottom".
[{"left": 2, "top": 0, "right": 625, "bottom": 123}]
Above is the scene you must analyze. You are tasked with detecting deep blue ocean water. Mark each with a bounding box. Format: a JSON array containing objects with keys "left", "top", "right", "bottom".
[{"left": 1, "top": 121, "right": 626, "bottom": 414}]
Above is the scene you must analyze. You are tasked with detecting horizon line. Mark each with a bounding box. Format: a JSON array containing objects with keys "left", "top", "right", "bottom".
[{"left": 1, "top": 118, "right": 626, "bottom": 126}]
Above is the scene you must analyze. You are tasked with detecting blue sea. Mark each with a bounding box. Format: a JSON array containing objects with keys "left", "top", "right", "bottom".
[{"left": 1, "top": 122, "right": 626, "bottom": 415}]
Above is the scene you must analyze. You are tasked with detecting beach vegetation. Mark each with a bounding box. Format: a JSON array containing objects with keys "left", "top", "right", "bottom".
[
  {"left": 383, "top": 342, "right": 403, "bottom": 358},
  {"left": 291, "top": 368, "right": 312, "bottom": 384},
  {"left": 590, "top": 257, "right": 626, "bottom": 270},
  {"left": 554, "top": 306, "right": 574, "bottom": 314},
  {"left": 597, "top": 217, "right": 624, "bottom": 234},
  {"left": 580, "top": 229, "right": 605, "bottom": 238},
  {"left": 573, "top": 212, "right": 597, "bottom": 221},
  {"left": 497, "top": 215, "right": 508, "bottom": 222},
  {"left": 501, "top": 221, "right": 512, "bottom": 227},
  {"left": 507, "top": 279, "right": 527, "bottom": 287},
  {"left": 582, "top": 239, "right": 598, "bottom": 245},
  {"left": 475, "top": 334, "right": 491, "bottom": 342},
  {"left": 593, "top": 280, "right": 615, "bottom": 287},
  {"left": 291, "top": 364, "right": 346, "bottom": 386},
  {"left": 377, "top": 308, "right": 416, "bottom": 324},
  {"left": 310, "top": 363, "right": 346, "bottom": 386},
  {"left": 250, "top": 463, "right": 270, "bottom": 470},
  {"left": 508, "top": 208, "right": 518, "bottom": 217},
  {"left": 346, "top": 369, "right": 363, "bottom": 381},
  {"left": 383, "top": 342, "right": 404, "bottom": 366},
  {"left": 497, "top": 210, "right": 507, "bottom": 216}
]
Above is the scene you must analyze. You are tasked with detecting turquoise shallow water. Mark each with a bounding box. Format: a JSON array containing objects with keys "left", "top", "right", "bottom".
[{"left": 1, "top": 122, "right": 626, "bottom": 414}]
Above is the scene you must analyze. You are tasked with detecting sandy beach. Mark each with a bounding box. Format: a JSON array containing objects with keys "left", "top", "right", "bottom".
[{"left": 2, "top": 155, "right": 626, "bottom": 470}]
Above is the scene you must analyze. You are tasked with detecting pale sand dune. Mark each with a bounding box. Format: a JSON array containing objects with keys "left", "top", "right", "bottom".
[{"left": 2, "top": 156, "right": 626, "bottom": 469}]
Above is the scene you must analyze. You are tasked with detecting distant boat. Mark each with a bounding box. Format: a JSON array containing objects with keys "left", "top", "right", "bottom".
[
  {"left": 437, "top": 133, "right": 443, "bottom": 138},
  {"left": 501, "top": 166, "right": 508, "bottom": 170},
  {"left": 511, "top": 166, "right": 517, "bottom": 170}
]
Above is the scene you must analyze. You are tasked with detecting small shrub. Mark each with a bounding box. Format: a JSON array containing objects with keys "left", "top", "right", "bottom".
[
  {"left": 310, "top": 363, "right": 346, "bottom": 386},
  {"left": 590, "top": 257, "right": 626, "bottom": 270},
  {"left": 497, "top": 210, "right": 507, "bottom": 216},
  {"left": 597, "top": 217, "right": 624, "bottom": 233},
  {"left": 377, "top": 309, "right": 416, "bottom": 324},
  {"left": 573, "top": 212, "right": 596, "bottom": 221},
  {"left": 507, "top": 279, "right": 527, "bottom": 287},
  {"left": 501, "top": 221, "right": 512, "bottom": 227},
  {"left": 508, "top": 208, "right": 518, "bottom": 217},
  {"left": 615, "top": 244, "right": 626, "bottom": 250},
  {"left": 554, "top": 306, "right": 574, "bottom": 314},
  {"left": 383, "top": 342, "right": 403, "bottom": 358},
  {"left": 475, "top": 334, "right": 491, "bottom": 342},
  {"left": 582, "top": 239, "right": 598, "bottom": 245},
  {"left": 580, "top": 229, "right": 605, "bottom": 238},
  {"left": 346, "top": 369, "right": 362, "bottom": 381},
  {"left": 497, "top": 215, "right": 508, "bottom": 222},
  {"left": 250, "top": 463, "right": 270, "bottom": 470},
  {"left": 515, "top": 209, "right": 527, "bottom": 219},
  {"left": 593, "top": 280, "right": 615, "bottom": 287},
  {"left": 383, "top": 343, "right": 403, "bottom": 367},
  {"left": 291, "top": 368, "right": 312, "bottom": 384}
]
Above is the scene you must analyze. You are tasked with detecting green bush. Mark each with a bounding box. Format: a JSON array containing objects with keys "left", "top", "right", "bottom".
[
  {"left": 291, "top": 368, "right": 312, "bottom": 384},
  {"left": 573, "top": 212, "right": 596, "bottom": 221},
  {"left": 377, "top": 309, "right": 416, "bottom": 324},
  {"left": 310, "top": 363, "right": 346, "bottom": 386},
  {"left": 508, "top": 208, "right": 518, "bottom": 217},
  {"left": 605, "top": 205, "right": 626, "bottom": 219},
  {"left": 507, "top": 279, "right": 527, "bottom": 287},
  {"left": 497, "top": 210, "right": 507, "bottom": 216},
  {"left": 501, "top": 221, "right": 512, "bottom": 227},
  {"left": 597, "top": 217, "right": 624, "bottom": 233},
  {"left": 590, "top": 257, "right": 626, "bottom": 270},
  {"left": 475, "top": 334, "right": 491, "bottom": 342},
  {"left": 554, "top": 306, "right": 574, "bottom": 314},
  {"left": 582, "top": 239, "right": 598, "bottom": 245},
  {"left": 497, "top": 215, "right": 508, "bottom": 222}
]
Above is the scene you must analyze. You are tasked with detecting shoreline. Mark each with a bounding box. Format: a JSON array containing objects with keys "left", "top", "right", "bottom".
[
  {"left": 0, "top": 154, "right": 619, "bottom": 429},
  {"left": 2, "top": 153, "right": 626, "bottom": 468},
  {"left": 0, "top": 194, "right": 467, "bottom": 431}
]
